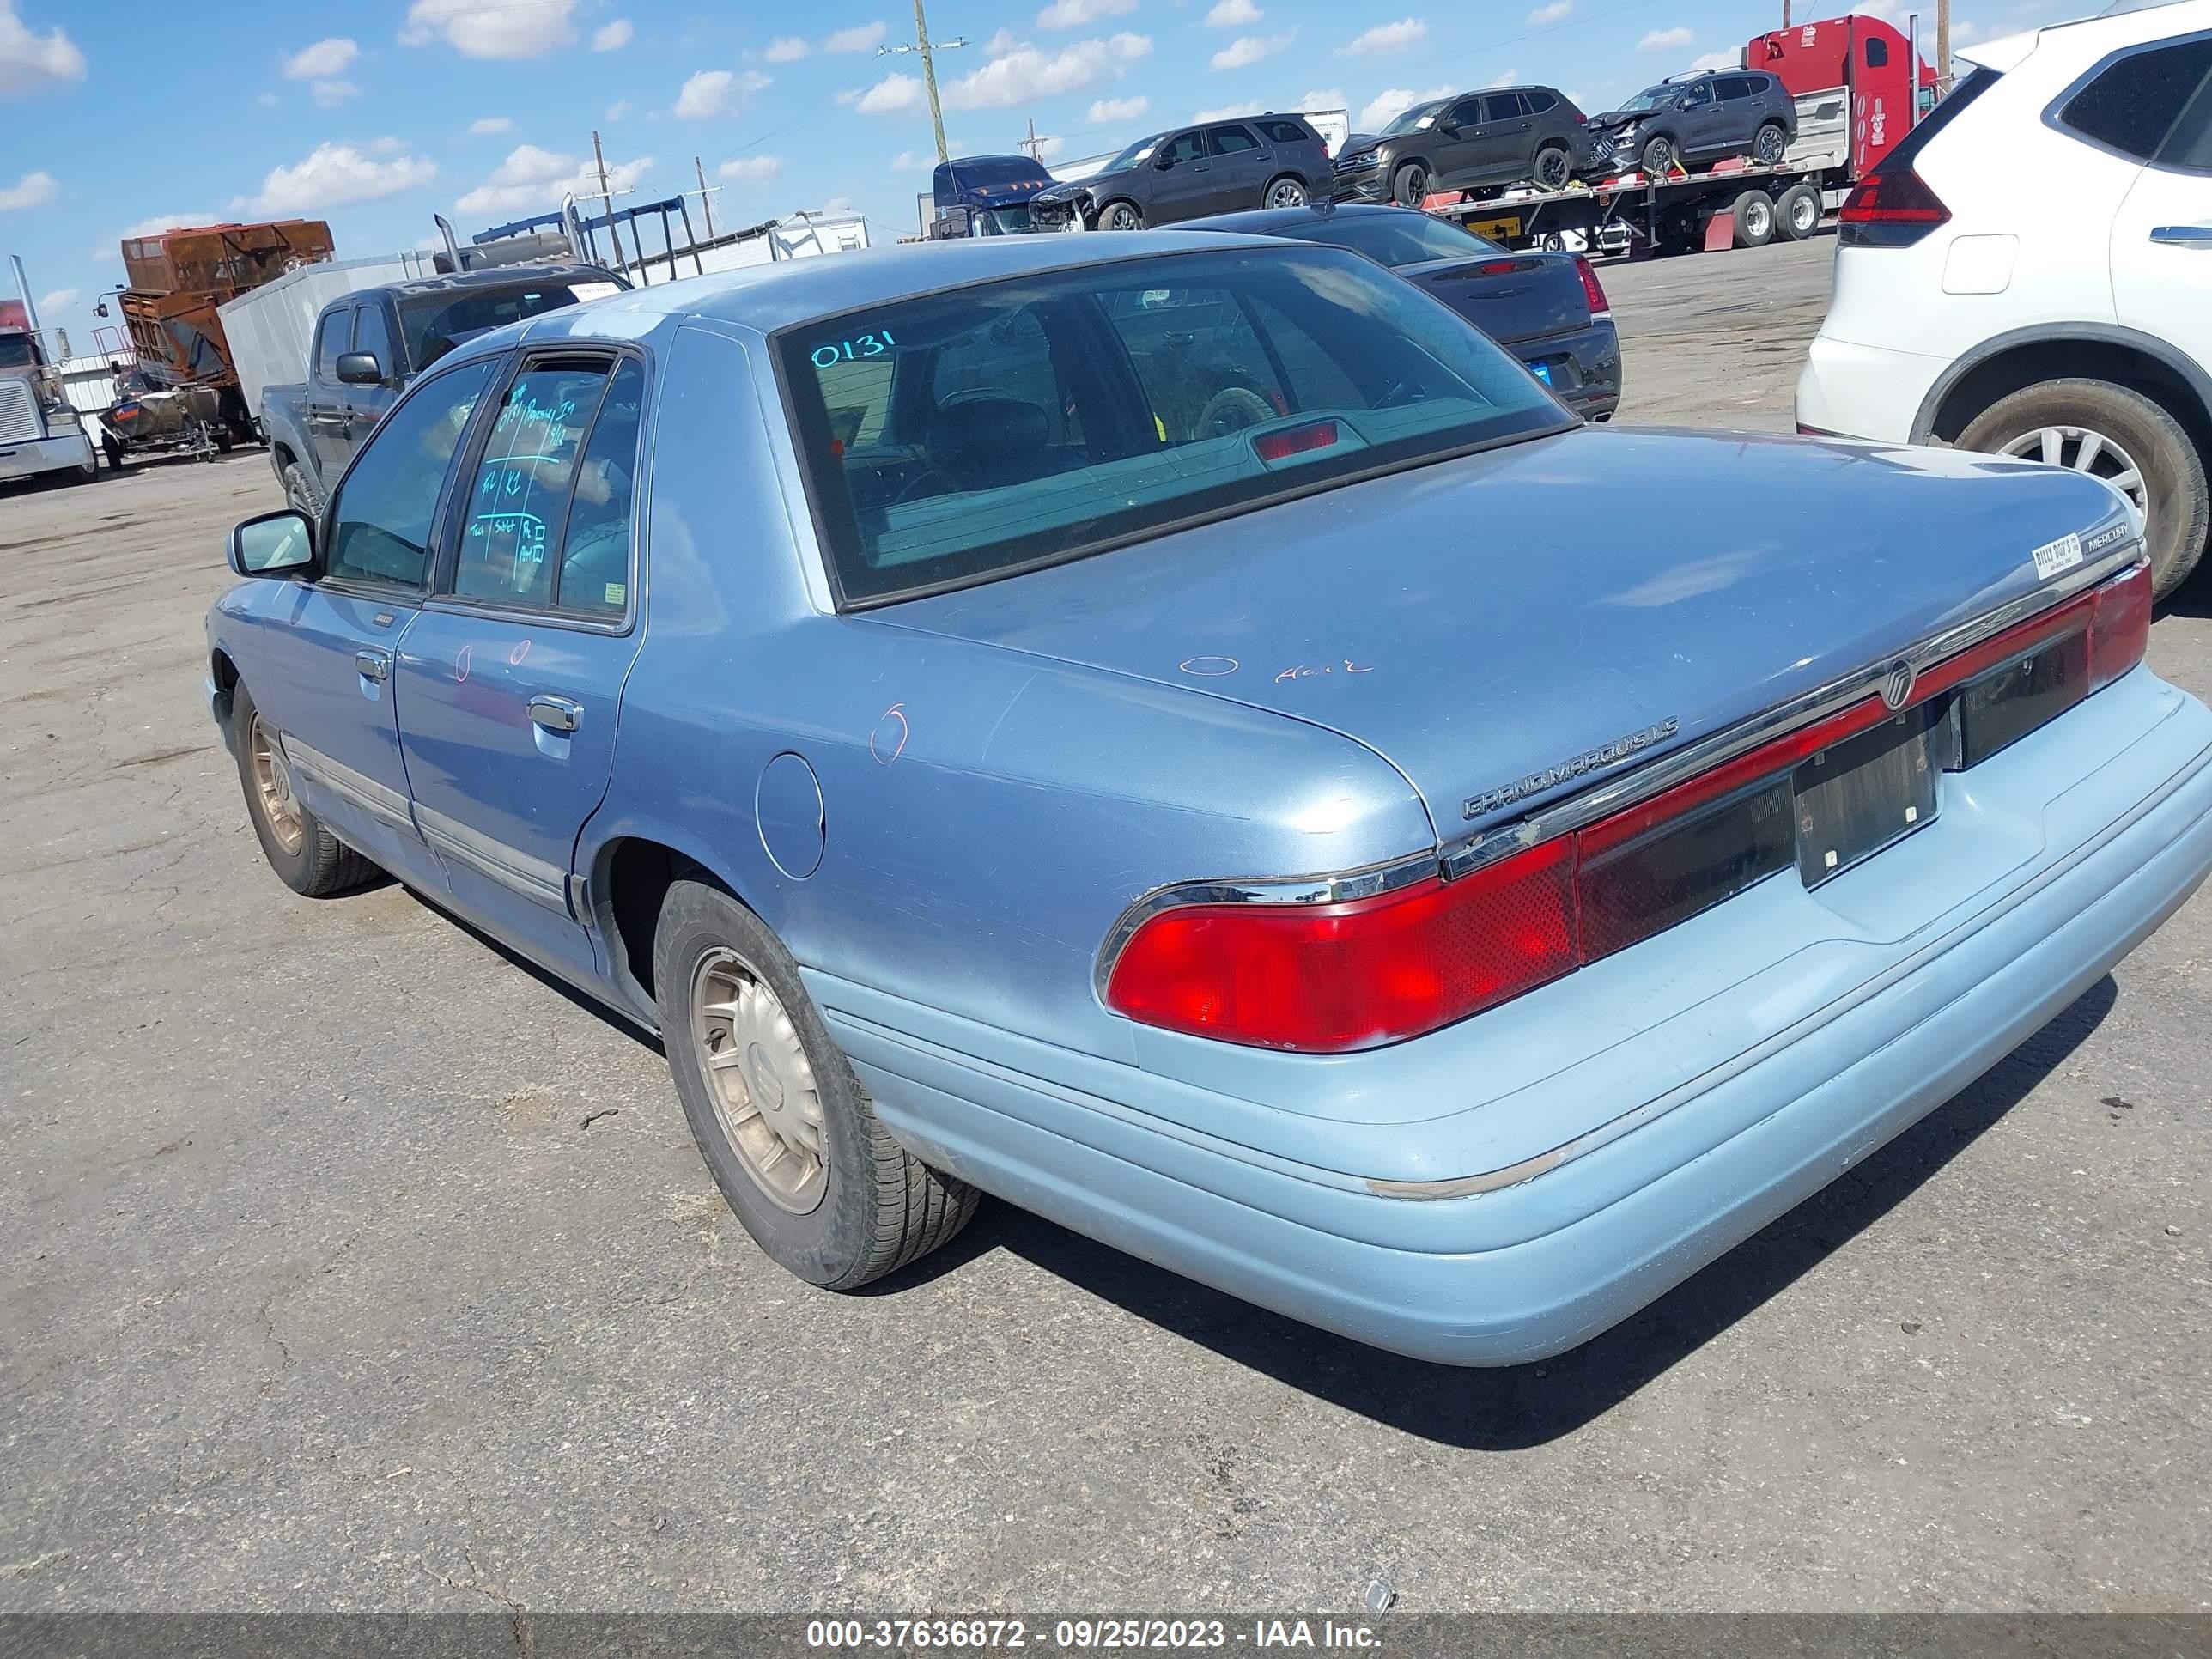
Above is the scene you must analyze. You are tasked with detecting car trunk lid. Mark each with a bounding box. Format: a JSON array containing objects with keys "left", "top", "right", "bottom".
[{"left": 1397, "top": 252, "right": 1592, "bottom": 345}]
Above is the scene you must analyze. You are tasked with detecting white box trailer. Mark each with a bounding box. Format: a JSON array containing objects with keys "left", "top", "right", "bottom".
[{"left": 217, "top": 252, "right": 434, "bottom": 428}]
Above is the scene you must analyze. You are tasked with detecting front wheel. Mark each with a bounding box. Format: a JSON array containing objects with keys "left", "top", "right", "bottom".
[
  {"left": 1263, "top": 174, "right": 1310, "bottom": 209},
  {"left": 1096, "top": 198, "right": 1143, "bottom": 231},
  {"left": 1638, "top": 135, "right": 1675, "bottom": 177},
  {"left": 654, "top": 879, "right": 981, "bottom": 1290},
  {"left": 231, "top": 683, "right": 380, "bottom": 896},
  {"left": 1957, "top": 378, "right": 2209, "bottom": 599},
  {"left": 1752, "top": 122, "right": 1788, "bottom": 165},
  {"left": 1532, "top": 144, "right": 1571, "bottom": 191},
  {"left": 1391, "top": 161, "right": 1430, "bottom": 207}
]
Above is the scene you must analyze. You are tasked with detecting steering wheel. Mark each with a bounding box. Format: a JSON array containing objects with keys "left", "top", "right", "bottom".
[
  {"left": 1198, "top": 385, "right": 1277, "bottom": 438},
  {"left": 1375, "top": 376, "right": 1428, "bottom": 410},
  {"left": 893, "top": 468, "right": 960, "bottom": 506}
]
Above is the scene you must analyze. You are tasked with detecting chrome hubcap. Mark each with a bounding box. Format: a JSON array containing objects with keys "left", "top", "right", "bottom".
[
  {"left": 1745, "top": 200, "right": 1772, "bottom": 237},
  {"left": 1791, "top": 195, "right": 1818, "bottom": 230},
  {"left": 1997, "top": 424, "right": 2149, "bottom": 523},
  {"left": 250, "top": 715, "right": 304, "bottom": 855},
  {"left": 690, "top": 949, "right": 827, "bottom": 1214}
]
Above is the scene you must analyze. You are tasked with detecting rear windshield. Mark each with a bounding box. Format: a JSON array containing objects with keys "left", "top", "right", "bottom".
[
  {"left": 777, "top": 246, "right": 1566, "bottom": 606},
  {"left": 1266, "top": 210, "right": 1502, "bottom": 267},
  {"left": 399, "top": 283, "right": 591, "bottom": 374}
]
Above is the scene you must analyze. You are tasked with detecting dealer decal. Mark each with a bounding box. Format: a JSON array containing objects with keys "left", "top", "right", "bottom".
[{"left": 2031, "top": 532, "right": 2083, "bottom": 580}]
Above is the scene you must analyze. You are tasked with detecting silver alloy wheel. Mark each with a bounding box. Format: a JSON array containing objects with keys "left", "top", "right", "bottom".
[
  {"left": 690, "top": 947, "right": 828, "bottom": 1214},
  {"left": 1741, "top": 196, "right": 1774, "bottom": 240},
  {"left": 249, "top": 715, "right": 305, "bottom": 855},
  {"left": 1103, "top": 201, "right": 1141, "bottom": 231},
  {"left": 1754, "top": 125, "right": 1786, "bottom": 164},
  {"left": 1267, "top": 178, "right": 1309, "bottom": 208},
  {"left": 1997, "top": 423, "right": 2150, "bottom": 524},
  {"left": 1787, "top": 190, "right": 1820, "bottom": 234}
]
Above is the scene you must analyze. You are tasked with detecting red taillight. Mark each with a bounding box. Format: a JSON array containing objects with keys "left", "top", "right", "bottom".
[
  {"left": 1253, "top": 419, "right": 1339, "bottom": 462},
  {"left": 1573, "top": 254, "right": 1610, "bottom": 318},
  {"left": 1838, "top": 167, "right": 1950, "bottom": 246},
  {"left": 1105, "top": 561, "right": 2151, "bottom": 1052},
  {"left": 1104, "top": 842, "right": 1577, "bottom": 1053}
]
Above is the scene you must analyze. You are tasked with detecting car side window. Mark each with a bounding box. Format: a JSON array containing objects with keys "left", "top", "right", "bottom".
[
  {"left": 2059, "top": 36, "right": 2212, "bottom": 165},
  {"left": 1208, "top": 125, "right": 1260, "bottom": 155},
  {"left": 557, "top": 358, "right": 644, "bottom": 619},
  {"left": 325, "top": 358, "right": 496, "bottom": 589},
  {"left": 313, "top": 310, "right": 350, "bottom": 380},
  {"left": 1525, "top": 89, "right": 1557, "bottom": 113},
  {"left": 1445, "top": 96, "right": 1485, "bottom": 126},
  {"left": 2161, "top": 54, "right": 2212, "bottom": 170},
  {"left": 1680, "top": 81, "right": 1712, "bottom": 107},
  {"left": 1714, "top": 76, "right": 1747, "bottom": 100},
  {"left": 1257, "top": 118, "right": 1308, "bottom": 143},
  {"left": 1162, "top": 131, "right": 1206, "bottom": 165},
  {"left": 1484, "top": 93, "right": 1528, "bottom": 121},
  {"left": 452, "top": 362, "right": 611, "bottom": 611},
  {"left": 352, "top": 303, "right": 395, "bottom": 377}
]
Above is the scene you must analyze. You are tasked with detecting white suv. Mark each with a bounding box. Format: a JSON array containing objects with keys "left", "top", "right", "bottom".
[{"left": 1796, "top": 0, "right": 2212, "bottom": 598}]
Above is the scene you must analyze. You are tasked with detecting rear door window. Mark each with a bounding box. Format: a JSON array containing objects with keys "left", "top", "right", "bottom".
[
  {"left": 453, "top": 362, "right": 608, "bottom": 611},
  {"left": 2057, "top": 36, "right": 2212, "bottom": 163},
  {"left": 2160, "top": 56, "right": 2212, "bottom": 169},
  {"left": 1208, "top": 125, "right": 1261, "bottom": 155},
  {"left": 1484, "top": 93, "right": 1528, "bottom": 121}
]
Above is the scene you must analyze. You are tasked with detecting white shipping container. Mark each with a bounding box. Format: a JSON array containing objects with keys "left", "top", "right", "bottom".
[{"left": 217, "top": 252, "right": 434, "bottom": 424}]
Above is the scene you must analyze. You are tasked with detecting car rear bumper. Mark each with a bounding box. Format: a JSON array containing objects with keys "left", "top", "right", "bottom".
[
  {"left": 814, "top": 672, "right": 2212, "bottom": 1366},
  {"left": 1504, "top": 317, "right": 1620, "bottom": 418},
  {"left": 1796, "top": 331, "right": 1952, "bottom": 444},
  {"left": 0, "top": 430, "right": 94, "bottom": 483}
]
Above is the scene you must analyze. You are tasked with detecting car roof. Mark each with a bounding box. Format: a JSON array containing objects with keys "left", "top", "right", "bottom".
[
  {"left": 1960, "top": 0, "right": 2212, "bottom": 71},
  {"left": 1178, "top": 203, "right": 1410, "bottom": 234},
  {"left": 384, "top": 263, "right": 621, "bottom": 299},
  {"left": 518, "top": 230, "right": 1287, "bottom": 339}
]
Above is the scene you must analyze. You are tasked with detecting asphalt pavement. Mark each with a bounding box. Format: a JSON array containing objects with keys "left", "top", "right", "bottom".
[{"left": 3, "top": 235, "right": 2209, "bottom": 1613}]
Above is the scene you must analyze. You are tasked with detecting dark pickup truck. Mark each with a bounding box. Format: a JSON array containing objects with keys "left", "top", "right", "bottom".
[{"left": 262, "top": 264, "right": 623, "bottom": 515}]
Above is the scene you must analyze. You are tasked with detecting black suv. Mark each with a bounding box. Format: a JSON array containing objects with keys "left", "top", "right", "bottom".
[
  {"left": 1584, "top": 70, "right": 1798, "bottom": 178},
  {"left": 1027, "top": 115, "right": 1334, "bottom": 231},
  {"left": 1331, "top": 88, "right": 1593, "bottom": 206}
]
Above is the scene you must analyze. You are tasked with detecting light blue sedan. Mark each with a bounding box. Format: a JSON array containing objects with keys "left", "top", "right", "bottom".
[{"left": 205, "top": 232, "right": 2212, "bottom": 1365}]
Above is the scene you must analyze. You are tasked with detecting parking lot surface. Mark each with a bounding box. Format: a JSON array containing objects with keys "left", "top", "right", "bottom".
[{"left": 4, "top": 238, "right": 2209, "bottom": 1613}]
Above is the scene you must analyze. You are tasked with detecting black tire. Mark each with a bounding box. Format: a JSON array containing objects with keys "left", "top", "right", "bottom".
[
  {"left": 230, "top": 682, "right": 380, "bottom": 897},
  {"left": 1957, "top": 378, "right": 2210, "bottom": 600},
  {"left": 1638, "top": 134, "right": 1676, "bottom": 176},
  {"left": 1391, "top": 161, "right": 1431, "bottom": 207},
  {"left": 1775, "top": 182, "right": 1821, "bottom": 241},
  {"left": 280, "top": 460, "right": 318, "bottom": 519},
  {"left": 1752, "top": 121, "right": 1788, "bottom": 166},
  {"left": 215, "top": 428, "right": 234, "bottom": 453},
  {"left": 1731, "top": 189, "right": 1775, "bottom": 249},
  {"left": 1531, "top": 144, "right": 1572, "bottom": 191},
  {"left": 1262, "top": 173, "right": 1310, "bottom": 209},
  {"left": 1095, "top": 198, "right": 1143, "bottom": 231},
  {"left": 64, "top": 448, "right": 97, "bottom": 485},
  {"left": 653, "top": 878, "right": 981, "bottom": 1290}
]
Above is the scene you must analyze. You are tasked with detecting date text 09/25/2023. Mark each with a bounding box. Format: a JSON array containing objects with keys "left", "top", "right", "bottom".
[{"left": 804, "top": 1619, "right": 1382, "bottom": 1650}]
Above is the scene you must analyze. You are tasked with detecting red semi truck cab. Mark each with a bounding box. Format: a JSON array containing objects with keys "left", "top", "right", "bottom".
[{"left": 1747, "top": 14, "right": 1941, "bottom": 180}]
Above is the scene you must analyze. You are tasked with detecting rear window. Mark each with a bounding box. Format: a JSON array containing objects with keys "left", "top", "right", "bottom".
[
  {"left": 1263, "top": 210, "right": 1502, "bottom": 267},
  {"left": 776, "top": 247, "right": 1564, "bottom": 606},
  {"left": 399, "top": 283, "right": 591, "bottom": 374}
]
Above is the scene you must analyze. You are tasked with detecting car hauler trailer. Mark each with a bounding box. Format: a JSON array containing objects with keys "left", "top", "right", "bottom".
[{"left": 1424, "top": 11, "right": 1936, "bottom": 258}]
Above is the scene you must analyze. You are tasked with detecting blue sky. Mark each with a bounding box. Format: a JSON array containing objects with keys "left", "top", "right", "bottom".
[{"left": 4, "top": 0, "right": 2008, "bottom": 356}]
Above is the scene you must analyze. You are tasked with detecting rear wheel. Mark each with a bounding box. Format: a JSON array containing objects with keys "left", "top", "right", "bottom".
[
  {"left": 1532, "top": 143, "right": 1571, "bottom": 191},
  {"left": 1957, "top": 377, "right": 2209, "bottom": 599},
  {"left": 1731, "top": 189, "right": 1775, "bottom": 248},
  {"left": 231, "top": 683, "right": 380, "bottom": 897},
  {"left": 1775, "top": 182, "right": 1821, "bottom": 240},
  {"left": 1263, "top": 173, "right": 1309, "bottom": 208},
  {"left": 1391, "top": 161, "right": 1431, "bottom": 207},
  {"left": 653, "top": 879, "right": 981, "bottom": 1289},
  {"left": 1752, "top": 121, "right": 1788, "bottom": 165},
  {"left": 1638, "top": 135, "right": 1676, "bottom": 177},
  {"left": 1097, "top": 198, "right": 1143, "bottom": 231}
]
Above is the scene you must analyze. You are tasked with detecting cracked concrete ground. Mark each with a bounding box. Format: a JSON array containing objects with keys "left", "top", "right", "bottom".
[{"left": 3, "top": 239, "right": 2209, "bottom": 1613}]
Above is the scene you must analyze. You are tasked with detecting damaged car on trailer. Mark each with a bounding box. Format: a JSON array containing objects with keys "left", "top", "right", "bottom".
[{"left": 204, "top": 231, "right": 2212, "bottom": 1365}]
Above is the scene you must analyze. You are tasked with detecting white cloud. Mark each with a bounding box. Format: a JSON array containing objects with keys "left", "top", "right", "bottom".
[
  {"left": 1210, "top": 28, "right": 1292, "bottom": 69},
  {"left": 605, "top": 98, "right": 630, "bottom": 120},
  {"left": 1338, "top": 17, "right": 1425, "bottom": 55},
  {"left": 854, "top": 72, "right": 921, "bottom": 113},
  {"left": 1037, "top": 0, "right": 1134, "bottom": 27},
  {"left": 1482, "top": 67, "right": 1521, "bottom": 88},
  {"left": 37, "top": 286, "right": 76, "bottom": 312},
  {"left": 236, "top": 142, "right": 437, "bottom": 214},
  {"left": 719, "top": 154, "right": 782, "bottom": 180},
  {"left": 983, "top": 26, "right": 1019, "bottom": 52},
  {"left": 1205, "top": 0, "right": 1261, "bottom": 23},
  {"left": 891, "top": 149, "right": 924, "bottom": 171},
  {"left": 942, "top": 32, "right": 1150, "bottom": 109},
  {"left": 402, "top": 0, "right": 576, "bottom": 58},
  {"left": 257, "top": 90, "right": 279, "bottom": 106},
  {"left": 820, "top": 194, "right": 856, "bottom": 214},
  {"left": 764, "top": 35, "right": 809, "bottom": 61},
  {"left": 1687, "top": 48, "right": 1735, "bottom": 70},
  {"left": 1192, "top": 100, "right": 1264, "bottom": 121},
  {"left": 282, "top": 37, "right": 357, "bottom": 78},
  {"left": 1527, "top": 0, "right": 1571, "bottom": 21},
  {"left": 592, "top": 18, "right": 632, "bottom": 51},
  {"left": 1090, "top": 94, "right": 1147, "bottom": 121},
  {"left": 0, "top": 168, "right": 58, "bottom": 210},
  {"left": 824, "top": 21, "right": 887, "bottom": 52},
  {"left": 310, "top": 79, "right": 359, "bottom": 107},
  {"left": 470, "top": 115, "right": 513, "bottom": 134},
  {"left": 834, "top": 87, "right": 860, "bottom": 106},
  {"left": 0, "top": 0, "right": 86, "bottom": 94},
  {"left": 1638, "top": 26, "right": 1693, "bottom": 51},
  {"left": 119, "top": 211, "right": 212, "bottom": 240},
  {"left": 456, "top": 143, "right": 653, "bottom": 215},
  {"left": 1297, "top": 86, "right": 1345, "bottom": 111},
  {"left": 676, "top": 67, "right": 770, "bottom": 118},
  {"left": 1951, "top": 20, "right": 1982, "bottom": 44},
  {"left": 1358, "top": 82, "right": 1452, "bottom": 131}
]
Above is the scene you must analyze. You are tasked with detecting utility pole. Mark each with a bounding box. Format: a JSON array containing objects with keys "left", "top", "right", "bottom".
[
  {"left": 1018, "top": 116, "right": 1058, "bottom": 163},
  {"left": 592, "top": 129, "right": 642, "bottom": 284},
  {"left": 694, "top": 155, "right": 719, "bottom": 240},
  {"left": 878, "top": 1, "right": 967, "bottom": 166},
  {"left": 1782, "top": 0, "right": 1791, "bottom": 30},
  {"left": 1935, "top": 0, "right": 1952, "bottom": 93}
]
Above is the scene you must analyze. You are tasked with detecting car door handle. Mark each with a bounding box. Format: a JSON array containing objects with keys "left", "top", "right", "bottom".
[
  {"left": 2149, "top": 225, "right": 2212, "bottom": 246},
  {"left": 528, "top": 695, "right": 582, "bottom": 734},
  {"left": 355, "top": 648, "right": 390, "bottom": 681}
]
